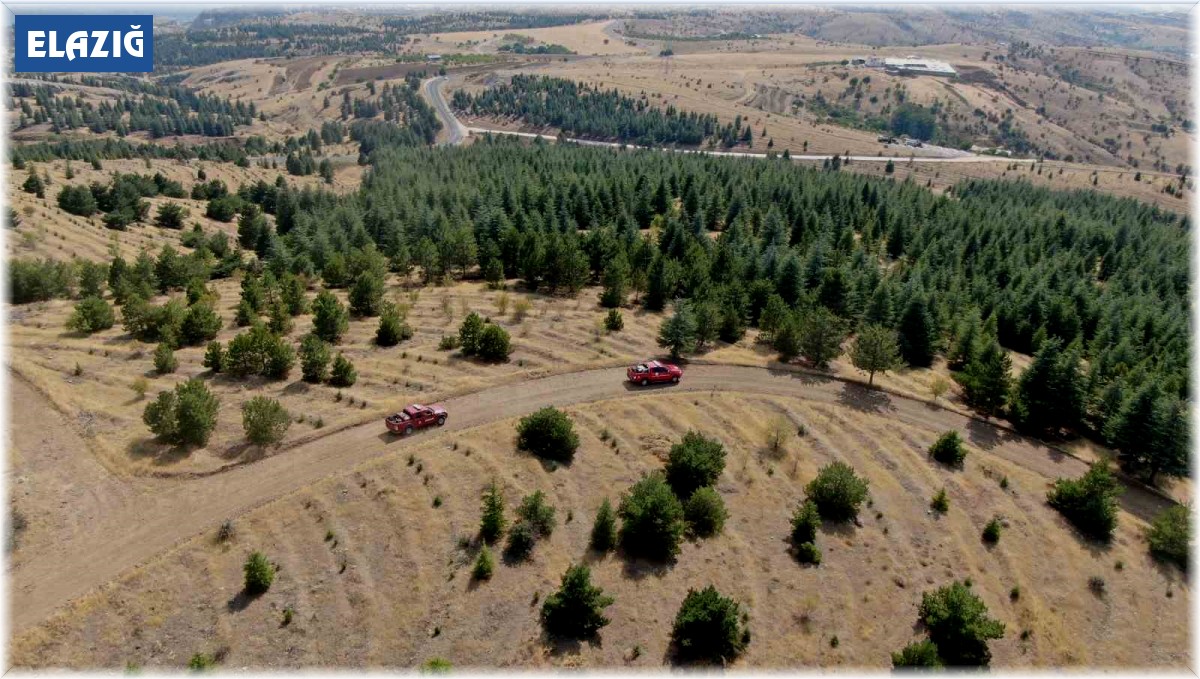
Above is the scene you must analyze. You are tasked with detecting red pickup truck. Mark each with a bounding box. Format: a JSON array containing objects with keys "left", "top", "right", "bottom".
[
  {"left": 627, "top": 360, "right": 682, "bottom": 386},
  {"left": 385, "top": 403, "right": 448, "bottom": 435}
]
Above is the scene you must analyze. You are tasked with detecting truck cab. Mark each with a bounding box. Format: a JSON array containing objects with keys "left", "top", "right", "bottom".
[
  {"left": 385, "top": 404, "right": 448, "bottom": 435},
  {"left": 627, "top": 360, "right": 682, "bottom": 386}
]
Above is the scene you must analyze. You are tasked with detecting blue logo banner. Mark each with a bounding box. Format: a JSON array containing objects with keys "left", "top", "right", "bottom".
[{"left": 14, "top": 15, "right": 153, "bottom": 73}]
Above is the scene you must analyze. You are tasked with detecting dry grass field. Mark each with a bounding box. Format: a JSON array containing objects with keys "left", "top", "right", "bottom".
[
  {"left": 421, "top": 20, "right": 643, "bottom": 57},
  {"left": 10, "top": 390, "right": 1188, "bottom": 669},
  {"left": 8, "top": 277, "right": 663, "bottom": 479}
]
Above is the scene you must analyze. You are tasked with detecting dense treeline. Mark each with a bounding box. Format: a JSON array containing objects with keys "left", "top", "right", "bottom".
[
  {"left": 335, "top": 77, "right": 442, "bottom": 155},
  {"left": 320, "top": 139, "right": 1185, "bottom": 479},
  {"left": 453, "top": 75, "right": 724, "bottom": 147},
  {"left": 8, "top": 131, "right": 1189, "bottom": 482},
  {"left": 10, "top": 137, "right": 252, "bottom": 166},
  {"left": 11, "top": 83, "right": 257, "bottom": 138}
]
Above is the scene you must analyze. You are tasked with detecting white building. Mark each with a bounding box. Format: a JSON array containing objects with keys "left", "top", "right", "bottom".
[{"left": 882, "top": 56, "right": 956, "bottom": 77}]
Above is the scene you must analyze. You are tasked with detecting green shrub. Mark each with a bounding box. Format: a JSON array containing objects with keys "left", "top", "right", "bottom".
[
  {"left": 982, "top": 517, "right": 1002, "bottom": 543},
  {"left": 505, "top": 520, "right": 536, "bottom": 560},
  {"left": 476, "top": 324, "right": 512, "bottom": 361},
  {"left": 1046, "top": 462, "right": 1121, "bottom": 541},
  {"left": 181, "top": 303, "right": 222, "bottom": 346},
  {"left": 1147, "top": 504, "right": 1189, "bottom": 569},
  {"left": 420, "top": 658, "right": 452, "bottom": 673},
  {"left": 891, "top": 640, "right": 943, "bottom": 668},
  {"left": 187, "top": 653, "right": 216, "bottom": 671},
  {"left": 243, "top": 551, "right": 274, "bottom": 595},
  {"left": 10, "top": 257, "right": 76, "bottom": 303},
  {"left": 795, "top": 541, "right": 821, "bottom": 565},
  {"left": 459, "top": 312, "right": 485, "bottom": 354},
  {"left": 929, "top": 430, "right": 967, "bottom": 467},
  {"left": 242, "top": 396, "right": 291, "bottom": 446},
  {"left": 541, "top": 563, "right": 614, "bottom": 639},
  {"left": 931, "top": 488, "right": 949, "bottom": 513},
  {"left": 225, "top": 325, "right": 294, "bottom": 379},
  {"left": 375, "top": 304, "right": 413, "bottom": 346},
  {"left": 618, "top": 472, "right": 685, "bottom": 560},
  {"left": 590, "top": 498, "right": 617, "bottom": 552},
  {"left": 684, "top": 487, "right": 727, "bottom": 538},
  {"left": 790, "top": 500, "right": 821, "bottom": 546},
  {"left": 299, "top": 334, "right": 332, "bottom": 383},
  {"left": 329, "top": 353, "right": 357, "bottom": 387},
  {"left": 917, "top": 581, "right": 1005, "bottom": 666},
  {"left": 437, "top": 335, "right": 461, "bottom": 351},
  {"left": 670, "top": 585, "right": 749, "bottom": 664},
  {"left": 153, "top": 342, "right": 177, "bottom": 374},
  {"left": 267, "top": 301, "right": 293, "bottom": 336},
  {"left": 472, "top": 545, "right": 495, "bottom": 580},
  {"left": 479, "top": 482, "right": 507, "bottom": 544},
  {"left": 142, "top": 378, "right": 219, "bottom": 446},
  {"left": 665, "top": 431, "right": 726, "bottom": 498},
  {"left": 264, "top": 338, "right": 295, "bottom": 380},
  {"left": 202, "top": 341, "right": 224, "bottom": 373},
  {"left": 348, "top": 271, "right": 384, "bottom": 317},
  {"left": 67, "top": 296, "right": 115, "bottom": 334},
  {"left": 805, "top": 462, "right": 870, "bottom": 522},
  {"left": 311, "top": 290, "right": 349, "bottom": 343},
  {"left": 604, "top": 309, "right": 624, "bottom": 332},
  {"left": 517, "top": 490, "right": 556, "bottom": 537},
  {"left": 516, "top": 407, "right": 579, "bottom": 463}
]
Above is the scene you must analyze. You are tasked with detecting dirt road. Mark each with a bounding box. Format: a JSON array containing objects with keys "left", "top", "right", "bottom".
[{"left": 9, "top": 363, "right": 1175, "bottom": 633}]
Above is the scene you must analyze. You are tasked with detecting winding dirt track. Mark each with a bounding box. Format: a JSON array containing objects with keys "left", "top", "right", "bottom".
[{"left": 9, "top": 364, "right": 1174, "bottom": 634}]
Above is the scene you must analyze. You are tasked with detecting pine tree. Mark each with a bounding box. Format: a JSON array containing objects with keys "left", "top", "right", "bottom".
[
  {"left": 1109, "top": 383, "right": 1188, "bottom": 483},
  {"left": 799, "top": 307, "right": 847, "bottom": 369},
  {"left": 897, "top": 294, "right": 937, "bottom": 367},
  {"left": 590, "top": 498, "right": 617, "bottom": 552},
  {"left": 1010, "top": 338, "right": 1083, "bottom": 436},
  {"left": 958, "top": 339, "right": 1011, "bottom": 416},
  {"left": 311, "top": 290, "right": 349, "bottom": 343},
  {"left": 540, "top": 564, "right": 614, "bottom": 639},
  {"left": 850, "top": 324, "right": 902, "bottom": 386},
  {"left": 480, "top": 482, "right": 506, "bottom": 544},
  {"left": 657, "top": 303, "right": 698, "bottom": 361},
  {"left": 600, "top": 253, "right": 629, "bottom": 308}
]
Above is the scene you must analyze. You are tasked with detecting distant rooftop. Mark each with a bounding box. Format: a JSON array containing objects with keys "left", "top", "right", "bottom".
[{"left": 881, "top": 56, "right": 957, "bottom": 76}]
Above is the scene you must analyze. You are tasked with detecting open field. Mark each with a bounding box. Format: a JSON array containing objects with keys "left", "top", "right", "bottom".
[
  {"left": 10, "top": 387, "right": 1188, "bottom": 669},
  {"left": 422, "top": 20, "right": 644, "bottom": 57}
]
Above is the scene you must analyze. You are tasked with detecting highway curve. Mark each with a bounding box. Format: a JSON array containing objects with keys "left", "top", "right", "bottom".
[
  {"left": 10, "top": 364, "right": 1176, "bottom": 634},
  {"left": 422, "top": 76, "right": 466, "bottom": 146}
]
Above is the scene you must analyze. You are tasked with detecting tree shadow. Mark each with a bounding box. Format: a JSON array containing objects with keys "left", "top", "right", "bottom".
[
  {"left": 966, "top": 418, "right": 1011, "bottom": 452},
  {"left": 281, "top": 380, "right": 311, "bottom": 396},
  {"left": 541, "top": 632, "right": 585, "bottom": 658},
  {"left": 1054, "top": 517, "right": 1115, "bottom": 558},
  {"left": 661, "top": 642, "right": 732, "bottom": 669},
  {"left": 579, "top": 544, "right": 613, "bottom": 566},
  {"left": 819, "top": 518, "right": 859, "bottom": 539},
  {"left": 226, "top": 589, "right": 259, "bottom": 613},
  {"left": 836, "top": 381, "right": 894, "bottom": 414},
  {"left": 216, "top": 441, "right": 264, "bottom": 462},
  {"left": 765, "top": 363, "right": 833, "bottom": 387},
  {"left": 621, "top": 381, "right": 677, "bottom": 392},
  {"left": 128, "top": 437, "right": 192, "bottom": 466},
  {"left": 619, "top": 551, "right": 674, "bottom": 581}
]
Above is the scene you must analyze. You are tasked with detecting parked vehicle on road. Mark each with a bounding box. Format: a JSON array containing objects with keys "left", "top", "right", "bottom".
[
  {"left": 627, "top": 360, "right": 682, "bottom": 386},
  {"left": 385, "top": 403, "right": 448, "bottom": 435}
]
